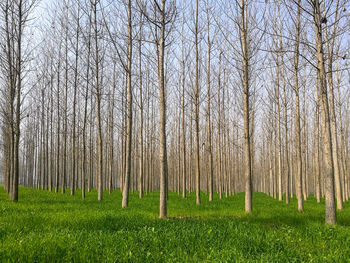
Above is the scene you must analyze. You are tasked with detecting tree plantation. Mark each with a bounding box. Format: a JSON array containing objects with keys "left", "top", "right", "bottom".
[{"left": 1, "top": 0, "right": 350, "bottom": 261}]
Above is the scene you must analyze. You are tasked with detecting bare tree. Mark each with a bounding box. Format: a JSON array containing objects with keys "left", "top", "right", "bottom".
[
  {"left": 194, "top": 0, "right": 201, "bottom": 206},
  {"left": 139, "top": 0, "right": 176, "bottom": 218},
  {"left": 293, "top": 0, "right": 303, "bottom": 211},
  {"left": 312, "top": 0, "right": 336, "bottom": 224},
  {"left": 92, "top": 0, "right": 103, "bottom": 201},
  {"left": 240, "top": 0, "right": 253, "bottom": 212},
  {"left": 206, "top": 0, "right": 214, "bottom": 202},
  {"left": 138, "top": 12, "right": 144, "bottom": 199},
  {"left": 122, "top": 0, "right": 133, "bottom": 208}
]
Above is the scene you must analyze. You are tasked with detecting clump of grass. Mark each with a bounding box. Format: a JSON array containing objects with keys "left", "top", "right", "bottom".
[{"left": 0, "top": 186, "right": 349, "bottom": 262}]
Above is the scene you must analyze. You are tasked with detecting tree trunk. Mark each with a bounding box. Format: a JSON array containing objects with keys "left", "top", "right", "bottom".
[
  {"left": 138, "top": 14, "right": 144, "bottom": 199},
  {"left": 55, "top": 43, "right": 61, "bottom": 193},
  {"left": 82, "top": 22, "right": 91, "bottom": 199},
  {"left": 158, "top": 0, "right": 169, "bottom": 219},
  {"left": 71, "top": 6, "right": 80, "bottom": 196},
  {"left": 194, "top": 0, "right": 201, "bottom": 206},
  {"left": 181, "top": 2, "right": 186, "bottom": 198},
  {"left": 206, "top": 0, "right": 213, "bottom": 202},
  {"left": 313, "top": 0, "right": 336, "bottom": 225},
  {"left": 240, "top": 0, "right": 252, "bottom": 212},
  {"left": 315, "top": 77, "right": 321, "bottom": 203},
  {"left": 122, "top": 0, "right": 133, "bottom": 207},
  {"left": 294, "top": 0, "right": 303, "bottom": 211},
  {"left": 93, "top": 0, "right": 103, "bottom": 201}
]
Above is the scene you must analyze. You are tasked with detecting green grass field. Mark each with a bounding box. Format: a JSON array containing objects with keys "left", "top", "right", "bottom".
[{"left": 0, "top": 186, "right": 349, "bottom": 262}]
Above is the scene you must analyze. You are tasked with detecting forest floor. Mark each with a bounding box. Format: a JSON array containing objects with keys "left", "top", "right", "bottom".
[{"left": 0, "top": 186, "right": 350, "bottom": 262}]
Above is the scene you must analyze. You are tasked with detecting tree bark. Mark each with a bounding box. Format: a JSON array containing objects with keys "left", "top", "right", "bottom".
[
  {"left": 206, "top": 0, "right": 213, "bottom": 202},
  {"left": 158, "top": 0, "right": 169, "bottom": 219},
  {"left": 240, "top": 0, "right": 252, "bottom": 212},
  {"left": 138, "top": 13, "right": 144, "bottom": 199},
  {"left": 122, "top": 0, "right": 133, "bottom": 207},
  {"left": 313, "top": 0, "right": 336, "bottom": 225},
  {"left": 93, "top": 0, "right": 103, "bottom": 201},
  {"left": 294, "top": 0, "right": 303, "bottom": 211},
  {"left": 194, "top": 0, "right": 201, "bottom": 206}
]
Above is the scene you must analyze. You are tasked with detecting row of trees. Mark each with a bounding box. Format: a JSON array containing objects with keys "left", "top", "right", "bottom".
[{"left": 0, "top": 0, "right": 349, "bottom": 224}]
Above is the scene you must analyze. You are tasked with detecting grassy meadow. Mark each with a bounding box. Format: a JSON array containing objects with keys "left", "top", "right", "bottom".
[{"left": 0, "top": 186, "right": 350, "bottom": 262}]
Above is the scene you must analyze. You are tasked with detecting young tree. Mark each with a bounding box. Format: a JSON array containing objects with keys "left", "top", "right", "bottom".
[
  {"left": 180, "top": 0, "right": 187, "bottom": 199},
  {"left": 194, "top": 0, "right": 201, "bottom": 206},
  {"left": 122, "top": 0, "right": 133, "bottom": 208},
  {"left": 138, "top": 12, "right": 144, "bottom": 199},
  {"left": 140, "top": 0, "right": 176, "bottom": 218},
  {"left": 293, "top": 0, "right": 303, "bottom": 211},
  {"left": 92, "top": 0, "right": 103, "bottom": 201},
  {"left": 71, "top": 0, "right": 81, "bottom": 196},
  {"left": 205, "top": 0, "right": 214, "bottom": 202},
  {"left": 81, "top": 12, "right": 92, "bottom": 199},
  {"left": 240, "top": 0, "right": 253, "bottom": 212}
]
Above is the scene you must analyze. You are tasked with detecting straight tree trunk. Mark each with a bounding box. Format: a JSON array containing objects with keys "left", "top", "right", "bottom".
[
  {"left": 240, "top": 0, "right": 252, "bottom": 212},
  {"left": 314, "top": 78, "right": 321, "bottom": 203},
  {"left": 82, "top": 22, "right": 91, "bottom": 200},
  {"left": 122, "top": 0, "right": 133, "bottom": 207},
  {"left": 11, "top": 0, "right": 23, "bottom": 202},
  {"left": 206, "top": 0, "right": 213, "bottom": 202},
  {"left": 275, "top": 51, "right": 283, "bottom": 201},
  {"left": 55, "top": 43, "right": 62, "bottom": 193},
  {"left": 278, "top": 6, "right": 290, "bottom": 203},
  {"left": 194, "top": 0, "right": 201, "bottom": 206},
  {"left": 313, "top": 0, "right": 336, "bottom": 225},
  {"left": 157, "top": 0, "right": 169, "bottom": 219},
  {"left": 71, "top": 6, "right": 80, "bottom": 196},
  {"left": 138, "top": 14, "right": 144, "bottom": 199},
  {"left": 181, "top": 2, "right": 186, "bottom": 198},
  {"left": 294, "top": 0, "right": 303, "bottom": 211},
  {"left": 62, "top": 5, "right": 69, "bottom": 194},
  {"left": 108, "top": 62, "right": 116, "bottom": 194},
  {"left": 302, "top": 85, "right": 307, "bottom": 200},
  {"left": 93, "top": 0, "right": 103, "bottom": 201}
]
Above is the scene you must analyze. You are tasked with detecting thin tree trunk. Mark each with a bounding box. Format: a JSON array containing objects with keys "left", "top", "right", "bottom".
[
  {"left": 62, "top": 6, "right": 69, "bottom": 194},
  {"left": 93, "top": 0, "right": 103, "bottom": 201},
  {"left": 240, "top": 0, "right": 252, "bottom": 212},
  {"left": 194, "top": 0, "right": 201, "bottom": 206},
  {"left": 122, "top": 0, "right": 133, "bottom": 207},
  {"left": 82, "top": 21, "right": 91, "bottom": 199},
  {"left": 181, "top": 2, "right": 186, "bottom": 198},
  {"left": 71, "top": 6, "right": 80, "bottom": 196},
  {"left": 138, "top": 14, "right": 144, "bottom": 199},
  {"left": 275, "top": 50, "right": 283, "bottom": 201},
  {"left": 315, "top": 77, "right": 321, "bottom": 203},
  {"left": 294, "top": 0, "right": 303, "bottom": 211},
  {"left": 278, "top": 7, "right": 290, "bottom": 203},
  {"left": 158, "top": 0, "right": 169, "bottom": 219},
  {"left": 55, "top": 41, "right": 62, "bottom": 193},
  {"left": 11, "top": 0, "right": 23, "bottom": 201},
  {"left": 206, "top": 0, "right": 213, "bottom": 202}
]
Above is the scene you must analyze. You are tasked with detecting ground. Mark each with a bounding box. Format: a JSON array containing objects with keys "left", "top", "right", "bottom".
[{"left": 0, "top": 186, "right": 349, "bottom": 262}]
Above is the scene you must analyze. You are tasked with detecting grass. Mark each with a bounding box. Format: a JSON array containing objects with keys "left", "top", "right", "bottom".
[{"left": 0, "top": 186, "right": 350, "bottom": 262}]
